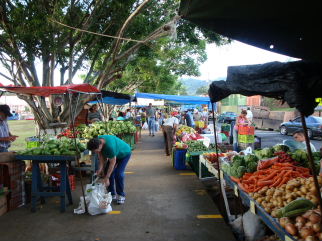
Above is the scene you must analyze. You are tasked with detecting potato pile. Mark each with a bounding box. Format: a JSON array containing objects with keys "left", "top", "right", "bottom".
[{"left": 249, "top": 177, "right": 322, "bottom": 217}]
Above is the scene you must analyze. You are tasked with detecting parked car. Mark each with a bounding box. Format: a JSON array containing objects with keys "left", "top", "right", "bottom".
[
  {"left": 217, "top": 112, "right": 237, "bottom": 124},
  {"left": 279, "top": 116, "right": 322, "bottom": 139}
]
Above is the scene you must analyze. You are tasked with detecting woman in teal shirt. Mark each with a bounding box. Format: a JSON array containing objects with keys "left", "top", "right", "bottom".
[{"left": 87, "top": 135, "right": 131, "bottom": 204}]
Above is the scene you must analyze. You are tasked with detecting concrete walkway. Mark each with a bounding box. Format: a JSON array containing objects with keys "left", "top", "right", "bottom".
[{"left": 0, "top": 131, "right": 235, "bottom": 241}]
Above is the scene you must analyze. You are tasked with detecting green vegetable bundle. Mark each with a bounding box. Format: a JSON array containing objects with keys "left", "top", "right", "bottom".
[
  {"left": 221, "top": 154, "right": 259, "bottom": 178},
  {"left": 17, "top": 138, "right": 86, "bottom": 156},
  {"left": 82, "top": 121, "right": 136, "bottom": 139},
  {"left": 186, "top": 140, "right": 208, "bottom": 152}
]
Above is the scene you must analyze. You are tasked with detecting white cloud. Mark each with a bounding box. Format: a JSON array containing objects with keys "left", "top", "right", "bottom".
[{"left": 185, "top": 40, "right": 297, "bottom": 81}]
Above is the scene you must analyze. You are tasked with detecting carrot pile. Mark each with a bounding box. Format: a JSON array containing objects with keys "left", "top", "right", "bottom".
[{"left": 232, "top": 162, "right": 311, "bottom": 193}]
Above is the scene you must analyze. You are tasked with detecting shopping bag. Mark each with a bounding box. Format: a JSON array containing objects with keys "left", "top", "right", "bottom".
[
  {"left": 87, "top": 183, "right": 112, "bottom": 215},
  {"left": 74, "top": 182, "right": 112, "bottom": 215},
  {"left": 142, "top": 122, "right": 148, "bottom": 130}
]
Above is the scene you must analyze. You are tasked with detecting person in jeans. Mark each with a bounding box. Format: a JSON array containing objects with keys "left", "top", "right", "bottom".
[
  {"left": 162, "top": 113, "right": 179, "bottom": 156},
  {"left": 146, "top": 103, "right": 156, "bottom": 136},
  {"left": 0, "top": 105, "right": 18, "bottom": 152},
  {"left": 87, "top": 135, "right": 131, "bottom": 204}
]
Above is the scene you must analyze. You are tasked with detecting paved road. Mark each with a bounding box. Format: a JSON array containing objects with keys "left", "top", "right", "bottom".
[{"left": 255, "top": 130, "right": 322, "bottom": 150}]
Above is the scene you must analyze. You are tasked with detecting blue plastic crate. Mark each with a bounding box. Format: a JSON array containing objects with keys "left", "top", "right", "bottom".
[{"left": 173, "top": 149, "right": 187, "bottom": 170}]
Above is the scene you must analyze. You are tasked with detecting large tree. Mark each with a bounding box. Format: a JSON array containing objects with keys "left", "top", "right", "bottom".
[{"left": 0, "top": 0, "right": 229, "bottom": 129}]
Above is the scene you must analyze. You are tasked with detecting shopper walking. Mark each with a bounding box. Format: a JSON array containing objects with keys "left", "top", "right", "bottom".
[
  {"left": 146, "top": 103, "right": 156, "bottom": 136},
  {"left": 162, "top": 113, "right": 179, "bottom": 156},
  {"left": 87, "top": 135, "right": 131, "bottom": 204}
]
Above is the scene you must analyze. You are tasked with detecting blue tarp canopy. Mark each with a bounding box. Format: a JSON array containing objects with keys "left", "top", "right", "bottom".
[{"left": 135, "top": 92, "right": 211, "bottom": 105}]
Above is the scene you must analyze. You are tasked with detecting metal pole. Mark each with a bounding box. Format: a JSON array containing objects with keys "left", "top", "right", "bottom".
[
  {"left": 68, "top": 92, "right": 88, "bottom": 213},
  {"left": 211, "top": 103, "right": 222, "bottom": 196},
  {"left": 300, "top": 113, "right": 322, "bottom": 222}
]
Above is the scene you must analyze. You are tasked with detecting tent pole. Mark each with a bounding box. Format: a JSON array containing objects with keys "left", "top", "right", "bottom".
[
  {"left": 68, "top": 92, "right": 88, "bottom": 213},
  {"left": 300, "top": 113, "right": 322, "bottom": 222},
  {"left": 211, "top": 102, "right": 222, "bottom": 197}
]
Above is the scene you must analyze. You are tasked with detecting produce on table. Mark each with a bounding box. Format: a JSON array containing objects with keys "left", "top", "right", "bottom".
[
  {"left": 276, "top": 198, "right": 315, "bottom": 218},
  {"left": 57, "top": 128, "right": 80, "bottom": 138},
  {"left": 17, "top": 138, "right": 86, "bottom": 156},
  {"left": 221, "top": 154, "right": 258, "bottom": 178},
  {"left": 273, "top": 144, "right": 290, "bottom": 153},
  {"left": 82, "top": 121, "right": 136, "bottom": 139},
  {"left": 185, "top": 140, "right": 208, "bottom": 152},
  {"left": 292, "top": 149, "right": 321, "bottom": 173},
  {"left": 203, "top": 152, "right": 225, "bottom": 163},
  {"left": 175, "top": 142, "right": 188, "bottom": 149},
  {"left": 249, "top": 177, "right": 322, "bottom": 217},
  {"left": 175, "top": 125, "right": 196, "bottom": 136},
  {"left": 254, "top": 147, "right": 275, "bottom": 159},
  {"left": 279, "top": 209, "right": 322, "bottom": 240},
  {"left": 237, "top": 162, "right": 312, "bottom": 193}
]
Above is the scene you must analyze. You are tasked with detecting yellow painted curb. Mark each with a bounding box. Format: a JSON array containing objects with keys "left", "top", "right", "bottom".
[
  {"left": 125, "top": 172, "right": 134, "bottom": 174},
  {"left": 194, "top": 189, "right": 207, "bottom": 195},
  {"left": 179, "top": 173, "right": 195, "bottom": 176},
  {"left": 109, "top": 211, "right": 121, "bottom": 214},
  {"left": 197, "top": 215, "right": 223, "bottom": 219}
]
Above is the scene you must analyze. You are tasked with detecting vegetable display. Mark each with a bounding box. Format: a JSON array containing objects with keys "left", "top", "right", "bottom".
[
  {"left": 175, "top": 125, "right": 195, "bottom": 136},
  {"left": 17, "top": 138, "right": 86, "bottom": 156},
  {"left": 221, "top": 154, "right": 258, "bottom": 178},
  {"left": 249, "top": 177, "right": 321, "bottom": 217},
  {"left": 185, "top": 140, "right": 208, "bottom": 152},
  {"left": 82, "top": 121, "right": 136, "bottom": 139},
  {"left": 279, "top": 209, "right": 322, "bottom": 240}
]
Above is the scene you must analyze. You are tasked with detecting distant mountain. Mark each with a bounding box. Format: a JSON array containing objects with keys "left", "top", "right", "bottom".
[{"left": 180, "top": 77, "right": 226, "bottom": 95}]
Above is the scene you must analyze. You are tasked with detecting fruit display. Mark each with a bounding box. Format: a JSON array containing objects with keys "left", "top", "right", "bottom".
[
  {"left": 249, "top": 177, "right": 321, "bottom": 217},
  {"left": 57, "top": 128, "right": 80, "bottom": 139},
  {"left": 175, "top": 125, "right": 196, "bottom": 136},
  {"left": 17, "top": 138, "right": 86, "bottom": 156},
  {"left": 174, "top": 142, "right": 188, "bottom": 149},
  {"left": 82, "top": 121, "right": 136, "bottom": 139},
  {"left": 203, "top": 152, "right": 224, "bottom": 164}
]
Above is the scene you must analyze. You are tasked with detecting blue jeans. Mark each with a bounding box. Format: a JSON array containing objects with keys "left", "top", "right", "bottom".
[
  {"left": 148, "top": 117, "right": 155, "bottom": 135},
  {"left": 233, "top": 128, "right": 239, "bottom": 152},
  {"left": 103, "top": 154, "right": 131, "bottom": 197}
]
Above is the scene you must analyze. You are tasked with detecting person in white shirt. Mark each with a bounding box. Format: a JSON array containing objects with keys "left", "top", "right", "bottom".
[
  {"left": 246, "top": 107, "right": 253, "bottom": 122},
  {"left": 162, "top": 113, "right": 179, "bottom": 156}
]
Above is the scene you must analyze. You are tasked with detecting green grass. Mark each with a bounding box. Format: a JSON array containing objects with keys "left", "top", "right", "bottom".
[{"left": 8, "top": 120, "right": 36, "bottom": 151}]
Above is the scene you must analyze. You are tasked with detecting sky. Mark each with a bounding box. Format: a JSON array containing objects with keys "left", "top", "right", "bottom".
[
  {"left": 0, "top": 40, "right": 296, "bottom": 86},
  {"left": 188, "top": 40, "right": 296, "bottom": 81}
]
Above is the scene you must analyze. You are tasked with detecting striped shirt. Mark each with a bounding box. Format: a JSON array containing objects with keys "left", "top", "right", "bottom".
[{"left": 0, "top": 119, "right": 10, "bottom": 148}]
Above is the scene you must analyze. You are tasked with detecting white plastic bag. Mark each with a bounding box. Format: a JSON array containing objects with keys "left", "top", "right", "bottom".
[
  {"left": 142, "top": 122, "right": 148, "bottom": 130},
  {"left": 74, "top": 182, "right": 112, "bottom": 215},
  {"left": 87, "top": 183, "right": 112, "bottom": 215}
]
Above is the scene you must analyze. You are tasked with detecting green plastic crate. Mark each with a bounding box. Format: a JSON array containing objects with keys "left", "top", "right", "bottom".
[
  {"left": 186, "top": 152, "right": 213, "bottom": 177},
  {"left": 119, "top": 134, "right": 136, "bottom": 150},
  {"left": 25, "top": 137, "right": 42, "bottom": 149}
]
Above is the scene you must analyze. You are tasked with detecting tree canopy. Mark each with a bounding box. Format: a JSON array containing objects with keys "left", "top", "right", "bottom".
[{"left": 0, "top": 0, "right": 229, "bottom": 128}]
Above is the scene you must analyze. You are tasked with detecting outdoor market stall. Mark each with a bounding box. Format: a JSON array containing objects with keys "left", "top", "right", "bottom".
[
  {"left": 0, "top": 83, "right": 101, "bottom": 213},
  {"left": 179, "top": 0, "right": 322, "bottom": 240}
]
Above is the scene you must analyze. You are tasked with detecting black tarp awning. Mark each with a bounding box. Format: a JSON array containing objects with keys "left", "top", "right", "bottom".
[
  {"left": 100, "top": 90, "right": 132, "bottom": 100},
  {"left": 179, "top": 0, "right": 321, "bottom": 62},
  {"left": 208, "top": 61, "right": 322, "bottom": 116}
]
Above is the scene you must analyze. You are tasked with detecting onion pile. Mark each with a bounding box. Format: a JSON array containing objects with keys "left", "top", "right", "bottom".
[{"left": 279, "top": 209, "right": 322, "bottom": 241}]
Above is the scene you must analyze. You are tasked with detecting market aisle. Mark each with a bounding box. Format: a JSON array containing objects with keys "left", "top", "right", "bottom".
[{"left": 0, "top": 131, "right": 235, "bottom": 241}]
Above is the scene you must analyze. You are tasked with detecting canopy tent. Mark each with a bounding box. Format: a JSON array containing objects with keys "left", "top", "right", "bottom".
[
  {"left": 135, "top": 92, "right": 212, "bottom": 105},
  {"left": 89, "top": 90, "right": 134, "bottom": 105},
  {"left": 179, "top": 0, "right": 321, "bottom": 62},
  {"left": 208, "top": 61, "right": 321, "bottom": 116},
  {"left": 0, "top": 83, "right": 100, "bottom": 96}
]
